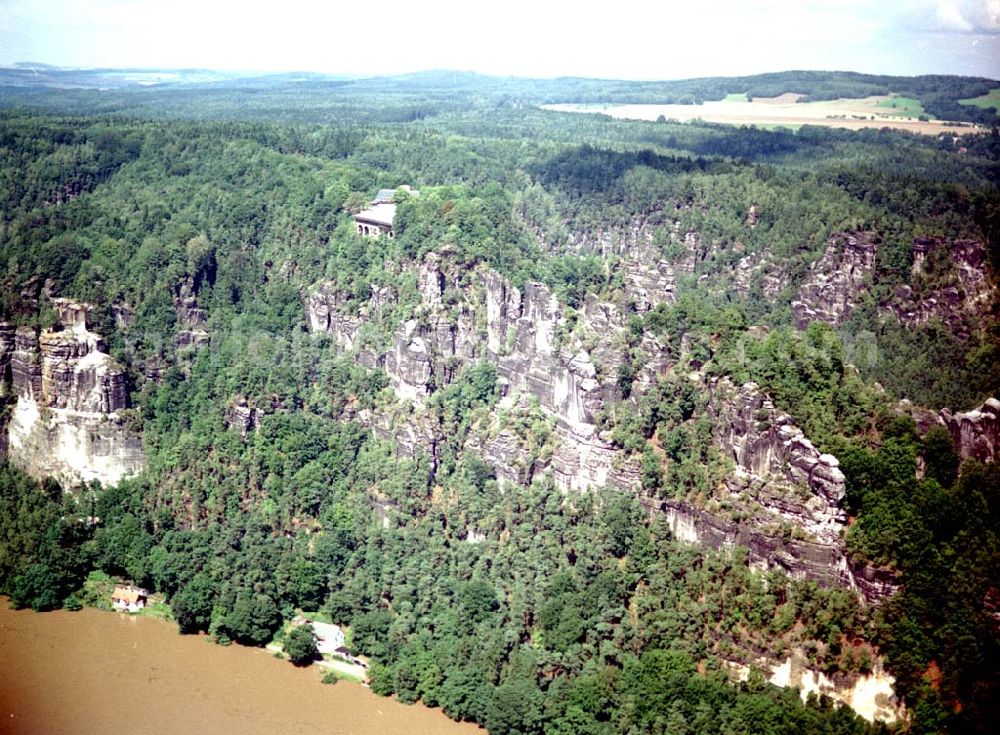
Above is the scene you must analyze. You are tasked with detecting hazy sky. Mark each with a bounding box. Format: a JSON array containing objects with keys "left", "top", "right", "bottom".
[{"left": 1, "top": 0, "right": 998, "bottom": 79}]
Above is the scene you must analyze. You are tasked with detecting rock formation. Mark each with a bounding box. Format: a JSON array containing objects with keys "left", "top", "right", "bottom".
[
  {"left": 174, "top": 275, "right": 210, "bottom": 350},
  {"left": 792, "top": 232, "right": 879, "bottom": 328},
  {"left": 1, "top": 299, "right": 145, "bottom": 487},
  {"left": 940, "top": 398, "right": 999, "bottom": 463},
  {"left": 623, "top": 257, "right": 677, "bottom": 312},
  {"left": 791, "top": 233, "right": 995, "bottom": 336},
  {"left": 224, "top": 396, "right": 258, "bottom": 438},
  {"left": 307, "top": 253, "right": 619, "bottom": 429},
  {"left": 887, "top": 238, "right": 995, "bottom": 337},
  {"left": 732, "top": 249, "right": 789, "bottom": 300},
  {"left": 0, "top": 323, "right": 16, "bottom": 455},
  {"left": 727, "top": 652, "right": 902, "bottom": 724},
  {"left": 640, "top": 379, "right": 899, "bottom": 604},
  {"left": 710, "top": 380, "right": 847, "bottom": 534},
  {"left": 306, "top": 253, "right": 898, "bottom": 604},
  {"left": 305, "top": 284, "right": 364, "bottom": 351},
  {"left": 896, "top": 396, "right": 1000, "bottom": 464}
]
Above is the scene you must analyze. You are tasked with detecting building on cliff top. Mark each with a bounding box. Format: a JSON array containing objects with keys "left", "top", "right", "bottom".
[
  {"left": 354, "top": 185, "right": 418, "bottom": 239},
  {"left": 111, "top": 584, "right": 148, "bottom": 612}
]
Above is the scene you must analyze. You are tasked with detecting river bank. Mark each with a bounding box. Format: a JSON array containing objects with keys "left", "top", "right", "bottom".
[{"left": 0, "top": 600, "right": 481, "bottom": 735}]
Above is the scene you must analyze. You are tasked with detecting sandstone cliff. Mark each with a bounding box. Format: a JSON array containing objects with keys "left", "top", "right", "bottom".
[
  {"left": 792, "top": 232, "right": 879, "bottom": 328},
  {"left": 888, "top": 238, "right": 996, "bottom": 337},
  {"left": 173, "top": 275, "right": 210, "bottom": 350},
  {"left": 0, "top": 299, "right": 145, "bottom": 488},
  {"left": 728, "top": 652, "right": 902, "bottom": 724},
  {"left": 791, "top": 232, "right": 995, "bottom": 334},
  {"left": 306, "top": 252, "right": 897, "bottom": 604},
  {"left": 897, "top": 396, "right": 1000, "bottom": 463},
  {"left": 942, "top": 397, "right": 1000, "bottom": 463},
  {"left": 642, "top": 379, "right": 899, "bottom": 603}
]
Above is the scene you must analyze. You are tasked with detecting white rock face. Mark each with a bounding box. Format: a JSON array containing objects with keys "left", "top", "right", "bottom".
[
  {"left": 767, "top": 655, "right": 901, "bottom": 724},
  {"left": 2, "top": 301, "right": 145, "bottom": 488},
  {"left": 661, "top": 504, "right": 701, "bottom": 544},
  {"left": 727, "top": 652, "right": 900, "bottom": 723},
  {"left": 9, "top": 398, "right": 143, "bottom": 487}
]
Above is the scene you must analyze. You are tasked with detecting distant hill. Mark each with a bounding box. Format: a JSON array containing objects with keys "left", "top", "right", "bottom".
[{"left": 1, "top": 64, "right": 996, "bottom": 125}]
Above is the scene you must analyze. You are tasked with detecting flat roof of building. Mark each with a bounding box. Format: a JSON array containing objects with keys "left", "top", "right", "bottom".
[{"left": 354, "top": 202, "right": 397, "bottom": 227}]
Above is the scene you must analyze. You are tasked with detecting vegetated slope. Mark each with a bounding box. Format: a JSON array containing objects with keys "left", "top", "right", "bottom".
[{"left": 0, "top": 89, "right": 997, "bottom": 734}]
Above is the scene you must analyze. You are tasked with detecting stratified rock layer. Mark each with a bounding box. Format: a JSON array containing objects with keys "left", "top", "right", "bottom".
[
  {"left": 644, "top": 378, "right": 899, "bottom": 603},
  {"left": 2, "top": 300, "right": 145, "bottom": 487},
  {"left": 792, "top": 232, "right": 879, "bottom": 328},
  {"left": 174, "top": 275, "right": 210, "bottom": 350},
  {"left": 792, "top": 232, "right": 995, "bottom": 335},
  {"left": 710, "top": 379, "right": 847, "bottom": 536},
  {"left": 889, "top": 238, "right": 996, "bottom": 337},
  {"left": 942, "top": 397, "right": 1000, "bottom": 463},
  {"left": 306, "top": 253, "right": 898, "bottom": 603}
]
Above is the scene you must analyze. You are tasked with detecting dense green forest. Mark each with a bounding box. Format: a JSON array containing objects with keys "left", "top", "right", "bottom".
[{"left": 1, "top": 70, "right": 998, "bottom": 734}]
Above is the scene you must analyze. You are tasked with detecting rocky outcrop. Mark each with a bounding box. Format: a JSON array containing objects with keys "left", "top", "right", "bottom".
[
  {"left": 174, "top": 276, "right": 210, "bottom": 350},
  {"left": 895, "top": 396, "right": 1000, "bottom": 464},
  {"left": 623, "top": 257, "right": 676, "bottom": 312},
  {"left": 0, "top": 324, "right": 15, "bottom": 455},
  {"left": 563, "top": 217, "right": 659, "bottom": 258},
  {"left": 112, "top": 302, "right": 135, "bottom": 329},
  {"left": 307, "top": 254, "right": 618, "bottom": 430},
  {"left": 305, "top": 285, "right": 364, "bottom": 351},
  {"left": 941, "top": 397, "right": 999, "bottom": 463},
  {"left": 361, "top": 406, "right": 439, "bottom": 467},
  {"left": 648, "top": 498, "right": 851, "bottom": 586},
  {"left": 646, "top": 379, "right": 899, "bottom": 605},
  {"left": 2, "top": 300, "right": 145, "bottom": 488},
  {"left": 473, "top": 399, "right": 642, "bottom": 495},
  {"left": 481, "top": 430, "right": 531, "bottom": 486},
  {"left": 647, "top": 497, "right": 897, "bottom": 605},
  {"left": 709, "top": 379, "right": 847, "bottom": 540},
  {"left": 224, "top": 396, "right": 258, "bottom": 438},
  {"left": 550, "top": 426, "right": 642, "bottom": 493},
  {"left": 793, "top": 233, "right": 995, "bottom": 336},
  {"left": 727, "top": 652, "right": 901, "bottom": 723},
  {"left": 792, "top": 232, "right": 879, "bottom": 328},
  {"left": 887, "top": 238, "right": 995, "bottom": 336},
  {"left": 732, "top": 249, "right": 789, "bottom": 300},
  {"left": 306, "top": 254, "right": 898, "bottom": 603},
  {"left": 485, "top": 275, "right": 609, "bottom": 429},
  {"left": 0, "top": 323, "right": 16, "bottom": 385}
]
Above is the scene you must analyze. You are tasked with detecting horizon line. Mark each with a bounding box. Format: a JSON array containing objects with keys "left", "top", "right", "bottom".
[{"left": 3, "top": 61, "right": 998, "bottom": 84}]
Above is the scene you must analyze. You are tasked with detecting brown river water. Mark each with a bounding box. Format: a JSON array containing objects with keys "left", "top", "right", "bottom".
[{"left": 0, "top": 601, "right": 482, "bottom": 735}]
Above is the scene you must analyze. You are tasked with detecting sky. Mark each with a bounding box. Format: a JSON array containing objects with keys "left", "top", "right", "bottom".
[{"left": 0, "top": 0, "right": 998, "bottom": 80}]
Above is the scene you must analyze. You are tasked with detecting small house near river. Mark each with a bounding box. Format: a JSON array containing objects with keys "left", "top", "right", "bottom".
[{"left": 111, "top": 584, "right": 148, "bottom": 612}]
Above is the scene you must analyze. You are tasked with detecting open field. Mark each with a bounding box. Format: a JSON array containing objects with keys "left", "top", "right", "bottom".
[
  {"left": 960, "top": 87, "right": 1000, "bottom": 112},
  {"left": 544, "top": 95, "right": 984, "bottom": 135},
  {"left": 876, "top": 94, "right": 925, "bottom": 118}
]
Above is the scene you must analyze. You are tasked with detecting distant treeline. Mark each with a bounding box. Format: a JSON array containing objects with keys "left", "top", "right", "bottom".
[{"left": 1, "top": 68, "right": 997, "bottom": 125}]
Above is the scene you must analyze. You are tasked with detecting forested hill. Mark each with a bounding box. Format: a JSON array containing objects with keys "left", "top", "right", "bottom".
[
  {"left": 0, "top": 71, "right": 998, "bottom": 735},
  {"left": 1, "top": 65, "right": 998, "bottom": 125}
]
